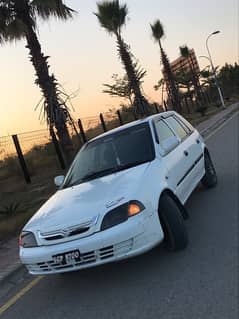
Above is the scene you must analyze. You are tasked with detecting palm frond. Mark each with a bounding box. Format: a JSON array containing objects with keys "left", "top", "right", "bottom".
[
  {"left": 0, "top": 4, "right": 11, "bottom": 27},
  {"left": 4, "top": 18, "right": 26, "bottom": 42},
  {"left": 31, "top": 0, "right": 75, "bottom": 20},
  {"left": 95, "top": 0, "right": 128, "bottom": 35},
  {"left": 154, "top": 78, "right": 165, "bottom": 91},
  {"left": 200, "top": 69, "right": 210, "bottom": 78},
  {"left": 180, "top": 45, "right": 190, "bottom": 58},
  {"left": 133, "top": 60, "right": 147, "bottom": 84},
  {"left": 0, "top": 3, "right": 13, "bottom": 43},
  {"left": 150, "top": 19, "right": 164, "bottom": 42}
]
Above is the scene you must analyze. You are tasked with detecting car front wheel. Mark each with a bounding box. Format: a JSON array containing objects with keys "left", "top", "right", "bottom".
[
  {"left": 201, "top": 150, "right": 217, "bottom": 188},
  {"left": 159, "top": 194, "right": 188, "bottom": 252}
]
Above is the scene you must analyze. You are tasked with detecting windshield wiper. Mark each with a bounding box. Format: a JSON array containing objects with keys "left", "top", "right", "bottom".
[
  {"left": 116, "top": 160, "right": 149, "bottom": 171},
  {"left": 81, "top": 167, "right": 120, "bottom": 181}
]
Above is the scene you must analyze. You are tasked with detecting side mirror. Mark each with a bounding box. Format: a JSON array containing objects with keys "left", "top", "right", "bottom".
[
  {"left": 161, "top": 136, "right": 179, "bottom": 154},
  {"left": 54, "top": 175, "right": 65, "bottom": 187}
]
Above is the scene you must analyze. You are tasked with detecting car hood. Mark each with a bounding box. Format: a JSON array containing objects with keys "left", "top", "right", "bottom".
[{"left": 25, "top": 162, "right": 151, "bottom": 232}]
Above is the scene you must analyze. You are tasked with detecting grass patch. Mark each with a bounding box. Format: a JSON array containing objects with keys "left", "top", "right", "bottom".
[{"left": 0, "top": 177, "right": 57, "bottom": 240}]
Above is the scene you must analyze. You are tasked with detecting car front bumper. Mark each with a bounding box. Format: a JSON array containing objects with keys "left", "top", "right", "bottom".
[{"left": 20, "top": 211, "right": 163, "bottom": 274}]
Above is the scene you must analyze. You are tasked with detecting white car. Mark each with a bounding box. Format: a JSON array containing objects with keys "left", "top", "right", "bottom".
[{"left": 19, "top": 111, "right": 217, "bottom": 275}]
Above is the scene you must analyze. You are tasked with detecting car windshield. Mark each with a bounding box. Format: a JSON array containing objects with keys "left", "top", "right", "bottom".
[{"left": 63, "top": 122, "right": 155, "bottom": 188}]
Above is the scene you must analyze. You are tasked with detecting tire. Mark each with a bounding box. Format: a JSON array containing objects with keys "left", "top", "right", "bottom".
[
  {"left": 201, "top": 150, "right": 217, "bottom": 188},
  {"left": 159, "top": 194, "right": 188, "bottom": 252}
]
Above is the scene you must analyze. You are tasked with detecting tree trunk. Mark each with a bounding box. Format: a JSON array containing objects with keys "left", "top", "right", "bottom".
[
  {"left": 206, "top": 88, "right": 212, "bottom": 104},
  {"left": 180, "top": 61, "right": 192, "bottom": 114},
  {"left": 128, "top": 94, "right": 133, "bottom": 107},
  {"left": 116, "top": 34, "right": 149, "bottom": 116},
  {"left": 14, "top": 0, "right": 74, "bottom": 164},
  {"left": 188, "top": 55, "right": 204, "bottom": 104},
  {"left": 159, "top": 42, "right": 182, "bottom": 113},
  {"left": 186, "top": 85, "right": 193, "bottom": 110},
  {"left": 161, "top": 82, "right": 165, "bottom": 106},
  {"left": 184, "top": 96, "right": 190, "bottom": 114}
]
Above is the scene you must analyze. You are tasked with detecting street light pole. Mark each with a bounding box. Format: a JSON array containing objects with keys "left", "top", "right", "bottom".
[{"left": 206, "top": 31, "right": 226, "bottom": 108}]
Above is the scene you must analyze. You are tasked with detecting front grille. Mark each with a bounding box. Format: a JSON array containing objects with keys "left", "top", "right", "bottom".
[
  {"left": 38, "top": 216, "right": 99, "bottom": 243},
  {"left": 27, "top": 239, "right": 133, "bottom": 273},
  {"left": 41, "top": 227, "right": 90, "bottom": 241}
]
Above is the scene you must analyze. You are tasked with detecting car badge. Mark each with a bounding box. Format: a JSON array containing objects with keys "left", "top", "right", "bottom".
[{"left": 62, "top": 229, "right": 70, "bottom": 237}]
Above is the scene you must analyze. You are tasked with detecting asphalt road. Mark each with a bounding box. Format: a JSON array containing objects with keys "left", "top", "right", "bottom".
[{"left": 0, "top": 113, "right": 238, "bottom": 319}]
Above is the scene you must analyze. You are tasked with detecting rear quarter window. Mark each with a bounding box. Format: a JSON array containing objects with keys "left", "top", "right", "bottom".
[{"left": 174, "top": 115, "right": 194, "bottom": 135}]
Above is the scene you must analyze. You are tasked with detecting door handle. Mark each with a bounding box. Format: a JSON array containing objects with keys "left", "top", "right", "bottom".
[{"left": 184, "top": 150, "right": 189, "bottom": 156}]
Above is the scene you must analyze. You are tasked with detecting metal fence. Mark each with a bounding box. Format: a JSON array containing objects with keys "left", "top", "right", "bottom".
[
  {"left": 0, "top": 105, "right": 162, "bottom": 185},
  {"left": 0, "top": 135, "right": 16, "bottom": 159}
]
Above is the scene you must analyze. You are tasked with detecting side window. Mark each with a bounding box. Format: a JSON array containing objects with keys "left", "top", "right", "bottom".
[
  {"left": 165, "top": 116, "right": 188, "bottom": 140},
  {"left": 155, "top": 119, "right": 175, "bottom": 143}
]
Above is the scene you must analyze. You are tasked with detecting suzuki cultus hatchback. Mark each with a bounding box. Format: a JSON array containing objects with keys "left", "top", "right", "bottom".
[{"left": 19, "top": 111, "right": 217, "bottom": 274}]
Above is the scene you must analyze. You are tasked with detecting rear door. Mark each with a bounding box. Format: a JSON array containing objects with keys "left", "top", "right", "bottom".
[
  {"left": 153, "top": 117, "right": 190, "bottom": 202},
  {"left": 163, "top": 114, "right": 204, "bottom": 202}
]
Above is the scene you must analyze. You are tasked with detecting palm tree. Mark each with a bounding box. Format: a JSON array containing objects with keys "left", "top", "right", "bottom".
[
  {"left": 150, "top": 20, "right": 181, "bottom": 113},
  {"left": 174, "top": 70, "right": 194, "bottom": 112},
  {"left": 95, "top": 0, "right": 149, "bottom": 116},
  {"left": 179, "top": 45, "right": 203, "bottom": 103},
  {"left": 200, "top": 66, "right": 219, "bottom": 103},
  {"left": 0, "top": 0, "right": 75, "bottom": 161}
]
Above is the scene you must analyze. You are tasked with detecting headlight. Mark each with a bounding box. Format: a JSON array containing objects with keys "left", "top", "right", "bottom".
[
  {"left": 101, "top": 200, "right": 145, "bottom": 231},
  {"left": 19, "top": 231, "right": 37, "bottom": 248}
]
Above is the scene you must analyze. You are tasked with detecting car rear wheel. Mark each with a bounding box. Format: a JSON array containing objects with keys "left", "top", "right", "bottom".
[
  {"left": 159, "top": 194, "right": 188, "bottom": 252},
  {"left": 201, "top": 150, "right": 217, "bottom": 188}
]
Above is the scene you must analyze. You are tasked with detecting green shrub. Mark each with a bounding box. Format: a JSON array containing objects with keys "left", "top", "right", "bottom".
[
  {"left": 1, "top": 156, "right": 22, "bottom": 178},
  {"left": 0, "top": 201, "right": 23, "bottom": 218}
]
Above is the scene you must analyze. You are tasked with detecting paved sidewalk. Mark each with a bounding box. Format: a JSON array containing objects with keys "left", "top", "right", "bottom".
[{"left": 0, "top": 101, "right": 238, "bottom": 285}]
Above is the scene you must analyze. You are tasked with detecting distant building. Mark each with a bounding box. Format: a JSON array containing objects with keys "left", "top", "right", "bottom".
[
  {"left": 162, "top": 48, "right": 200, "bottom": 80},
  {"left": 161, "top": 48, "right": 201, "bottom": 103},
  {"left": 174, "top": 48, "right": 199, "bottom": 73}
]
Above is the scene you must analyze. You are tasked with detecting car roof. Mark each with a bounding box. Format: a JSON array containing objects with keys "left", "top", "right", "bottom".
[{"left": 90, "top": 110, "right": 177, "bottom": 142}]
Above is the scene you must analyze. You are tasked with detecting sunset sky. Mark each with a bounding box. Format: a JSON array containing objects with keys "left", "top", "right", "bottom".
[{"left": 0, "top": 0, "right": 238, "bottom": 136}]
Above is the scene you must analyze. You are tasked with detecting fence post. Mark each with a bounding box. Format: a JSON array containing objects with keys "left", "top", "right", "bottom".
[
  {"left": 50, "top": 129, "right": 66, "bottom": 170},
  {"left": 99, "top": 113, "right": 107, "bottom": 132},
  {"left": 116, "top": 110, "right": 123, "bottom": 126},
  {"left": 163, "top": 100, "right": 168, "bottom": 111},
  {"left": 154, "top": 103, "right": 159, "bottom": 113},
  {"left": 78, "top": 119, "right": 87, "bottom": 144},
  {"left": 12, "top": 134, "right": 31, "bottom": 184}
]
